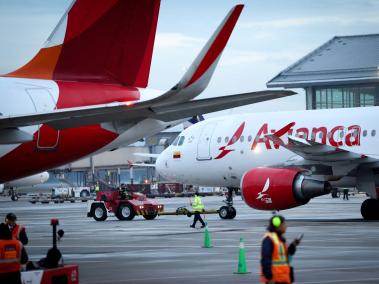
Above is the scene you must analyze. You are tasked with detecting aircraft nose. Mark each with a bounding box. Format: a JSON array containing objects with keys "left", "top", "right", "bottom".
[
  {"left": 156, "top": 148, "right": 170, "bottom": 179},
  {"left": 41, "top": 172, "right": 49, "bottom": 183}
]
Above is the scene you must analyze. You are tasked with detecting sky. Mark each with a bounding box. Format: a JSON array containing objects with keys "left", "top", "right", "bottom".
[{"left": 0, "top": 0, "right": 378, "bottom": 117}]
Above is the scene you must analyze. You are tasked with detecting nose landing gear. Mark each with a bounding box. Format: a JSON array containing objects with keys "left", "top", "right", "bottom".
[{"left": 218, "top": 187, "right": 238, "bottom": 219}]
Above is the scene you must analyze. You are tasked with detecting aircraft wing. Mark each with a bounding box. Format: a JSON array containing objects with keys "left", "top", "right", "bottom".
[
  {"left": 151, "top": 90, "right": 296, "bottom": 122},
  {"left": 265, "top": 123, "right": 368, "bottom": 162},
  {"left": 0, "top": 90, "right": 295, "bottom": 130}
]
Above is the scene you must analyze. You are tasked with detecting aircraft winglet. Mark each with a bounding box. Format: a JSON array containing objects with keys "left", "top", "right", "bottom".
[
  {"left": 182, "top": 5, "right": 244, "bottom": 88},
  {"left": 151, "top": 5, "right": 244, "bottom": 106}
]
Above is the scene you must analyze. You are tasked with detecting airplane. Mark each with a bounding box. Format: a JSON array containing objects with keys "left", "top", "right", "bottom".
[
  {"left": 0, "top": 172, "right": 50, "bottom": 200},
  {"left": 0, "top": 1, "right": 295, "bottom": 186},
  {"left": 156, "top": 107, "right": 379, "bottom": 220}
]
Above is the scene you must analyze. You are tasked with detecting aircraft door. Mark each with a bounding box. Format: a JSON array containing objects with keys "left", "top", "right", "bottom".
[
  {"left": 27, "top": 88, "right": 60, "bottom": 150},
  {"left": 197, "top": 123, "right": 217, "bottom": 161}
]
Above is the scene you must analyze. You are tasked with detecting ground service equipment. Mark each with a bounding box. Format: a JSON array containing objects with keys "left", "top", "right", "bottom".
[
  {"left": 158, "top": 205, "right": 236, "bottom": 220},
  {"left": 21, "top": 218, "right": 79, "bottom": 284},
  {"left": 87, "top": 189, "right": 164, "bottom": 221}
]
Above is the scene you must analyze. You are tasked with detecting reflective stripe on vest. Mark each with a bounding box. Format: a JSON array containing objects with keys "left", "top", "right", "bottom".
[
  {"left": 260, "top": 232, "right": 291, "bottom": 284},
  {"left": 0, "top": 240, "right": 21, "bottom": 273}
]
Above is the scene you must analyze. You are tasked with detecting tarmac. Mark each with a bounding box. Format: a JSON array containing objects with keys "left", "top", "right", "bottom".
[{"left": 0, "top": 194, "right": 378, "bottom": 284}]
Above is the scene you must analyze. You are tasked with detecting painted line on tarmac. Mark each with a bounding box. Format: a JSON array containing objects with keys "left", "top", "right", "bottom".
[
  {"left": 298, "top": 277, "right": 379, "bottom": 284},
  {"left": 81, "top": 272, "right": 259, "bottom": 284},
  {"left": 296, "top": 265, "right": 379, "bottom": 273},
  {"left": 26, "top": 245, "right": 260, "bottom": 248},
  {"left": 26, "top": 244, "right": 379, "bottom": 250}
]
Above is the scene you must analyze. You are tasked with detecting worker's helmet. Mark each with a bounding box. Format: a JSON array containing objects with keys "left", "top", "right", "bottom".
[
  {"left": 5, "top": 213, "right": 17, "bottom": 222},
  {"left": 268, "top": 215, "right": 285, "bottom": 230}
]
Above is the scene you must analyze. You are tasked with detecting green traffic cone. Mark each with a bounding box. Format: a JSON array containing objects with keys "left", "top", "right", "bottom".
[
  {"left": 234, "top": 237, "right": 251, "bottom": 274},
  {"left": 202, "top": 225, "right": 213, "bottom": 248}
]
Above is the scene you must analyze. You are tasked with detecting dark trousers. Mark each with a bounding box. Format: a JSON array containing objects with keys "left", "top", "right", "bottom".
[
  {"left": 0, "top": 271, "right": 22, "bottom": 284},
  {"left": 192, "top": 212, "right": 205, "bottom": 227},
  {"left": 343, "top": 191, "right": 349, "bottom": 200}
]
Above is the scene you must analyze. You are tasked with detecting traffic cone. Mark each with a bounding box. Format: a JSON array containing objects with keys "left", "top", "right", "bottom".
[
  {"left": 202, "top": 225, "right": 213, "bottom": 248},
  {"left": 234, "top": 237, "right": 251, "bottom": 274}
]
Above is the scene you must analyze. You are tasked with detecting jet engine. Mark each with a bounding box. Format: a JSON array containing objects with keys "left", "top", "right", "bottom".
[{"left": 241, "top": 167, "right": 331, "bottom": 210}]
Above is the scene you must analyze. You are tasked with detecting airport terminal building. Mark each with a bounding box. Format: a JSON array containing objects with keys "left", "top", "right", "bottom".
[
  {"left": 54, "top": 34, "right": 379, "bottom": 188},
  {"left": 267, "top": 33, "right": 379, "bottom": 110}
]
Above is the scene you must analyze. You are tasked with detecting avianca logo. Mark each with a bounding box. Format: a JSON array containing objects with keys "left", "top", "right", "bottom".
[
  {"left": 215, "top": 122, "right": 245, "bottom": 160},
  {"left": 251, "top": 122, "right": 361, "bottom": 150},
  {"left": 256, "top": 178, "right": 272, "bottom": 204}
]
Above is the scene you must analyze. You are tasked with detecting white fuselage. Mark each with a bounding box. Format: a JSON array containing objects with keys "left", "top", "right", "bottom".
[
  {"left": 0, "top": 77, "right": 170, "bottom": 160},
  {"left": 0, "top": 77, "right": 179, "bottom": 182},
  {"left": 156, "top": 107, "right": 379, "bottom": 187}
]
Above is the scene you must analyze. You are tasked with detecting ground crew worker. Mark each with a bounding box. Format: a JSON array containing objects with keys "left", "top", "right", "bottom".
[
  {"left": 0, "top": 223, "right": 27, "bottom": 284},
  {"left": 190, "top": 191, "right": 206, "bottom": 228},
  {"left": 5, "top": 213, "right": 28, "bottom": 245},
  {"left": 260, "top": 215, "right": 301, "bottom": 284},
  {"left": 343, "top": 189, "right": 349, "bottom": 200},
  {"left": 95, "top": 182, "right": 100, "bottom": 193}
]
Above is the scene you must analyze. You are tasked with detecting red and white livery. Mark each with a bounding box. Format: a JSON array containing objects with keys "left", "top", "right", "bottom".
[
  {"left": 156, "top": 107, "right": 379, "bottom": 220},
  {"left": 0, "top": 1, "right": 294, "bottom": 185}
]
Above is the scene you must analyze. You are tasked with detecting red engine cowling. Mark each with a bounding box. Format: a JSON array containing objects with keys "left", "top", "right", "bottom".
[{"left": 241, "top": 167, "right": 331, "bottom": 210}]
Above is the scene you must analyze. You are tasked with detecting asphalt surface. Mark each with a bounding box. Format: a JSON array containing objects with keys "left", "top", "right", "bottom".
[{"left": 0, "top": 194, "right": 378, "bottom": 284}]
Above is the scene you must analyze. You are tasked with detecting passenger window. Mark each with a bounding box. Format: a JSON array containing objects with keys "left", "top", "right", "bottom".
[
  {"left": 363, "top": 130, "right": 367, "bottom": 137},
  {"left": 340, "top": 130, "right": 344, "bottom": 138},
  {"left": 240, "top": 136, "right": 244, "bottom": 142},
  {"left": 232, "top": 136, "right": 237, "bottom": 143},
  {"left": 248, "top": 135, "right": 252, "bottom": 142},
  {"left": 178, "top": 136, "right": 185, "bottom": 146},
  {"left": 225, "top": 136, "right": 229, "bottom": 143},
  {"left": 217, "top": 137, "right": 221, "bottom": 143},
  {"left": 172, "top": 136, "right": 179, "bottom": 146},
  {"left": 372, "top": 130, "right": 376, "bottom": 137},
  {"left": 319, "top": 133, "right": 323, "bottom": 139}
]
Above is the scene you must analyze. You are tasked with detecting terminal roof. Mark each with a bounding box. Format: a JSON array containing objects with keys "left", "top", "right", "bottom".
[{"left": 267, "top": 33, "right": 379, "bottom": 88}]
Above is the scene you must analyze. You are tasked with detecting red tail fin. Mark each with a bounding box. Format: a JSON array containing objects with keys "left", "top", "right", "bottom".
[{"left": 5, "top": 0, "right": 160, "bottom": 88}]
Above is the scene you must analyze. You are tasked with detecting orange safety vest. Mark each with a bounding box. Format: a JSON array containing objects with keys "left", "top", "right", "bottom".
[
  {"left": 0, "top": 240, "right": 22, "bottom": 273},
  {"left": 260, "top": 232, "right": 291, "bottom": 284},
  {"left": 11, "top": 224, "right": 24, "bottom": 241}
]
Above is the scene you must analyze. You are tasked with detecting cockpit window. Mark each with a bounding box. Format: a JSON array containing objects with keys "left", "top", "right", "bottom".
[
  {"left": 172, "top": 136, "right": 179, "bottom": 146},
  {"left": 178, "top": 136, "right": 185, "bottom": 146}
]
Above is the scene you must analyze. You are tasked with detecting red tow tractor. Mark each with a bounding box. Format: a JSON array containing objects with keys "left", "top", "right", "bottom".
[{"left": 87, "top": 187, "right": 164, "bottom": 221}]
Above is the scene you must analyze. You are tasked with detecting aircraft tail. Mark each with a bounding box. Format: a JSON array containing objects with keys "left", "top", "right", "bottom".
[
  {"left": 5, "top": 0, "right": 160, "bottom": 88},
  {"left": 151, "top": 5, "right": 244, "bottom": 106}
]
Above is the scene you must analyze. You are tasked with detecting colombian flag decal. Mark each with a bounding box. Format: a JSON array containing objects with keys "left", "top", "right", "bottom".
[{"left": 173, "top": 151, "right": 181, "bottom": 159}]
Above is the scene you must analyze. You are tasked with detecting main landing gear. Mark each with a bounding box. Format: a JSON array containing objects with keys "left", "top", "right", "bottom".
[
  {"left": 219, "top": 187, "right": 237, "bottom": 219},
  {"left": 9, "top": 188, "right": 19, "bottom": 201},
  {"left": 361, "top": 199, "right": 379, "bottom": 220}
]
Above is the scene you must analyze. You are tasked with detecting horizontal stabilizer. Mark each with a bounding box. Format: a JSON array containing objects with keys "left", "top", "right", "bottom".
[
  {"left": 133, "top": 153, "right": 160, "bottom": 159},
  {"left": 130, "top": 163, "right": 156, "bottom": 168}
]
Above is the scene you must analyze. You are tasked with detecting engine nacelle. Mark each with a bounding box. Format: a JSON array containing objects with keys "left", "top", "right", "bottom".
[{"left": 241, "top": 167, "right": 331, "bottom": 210}]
